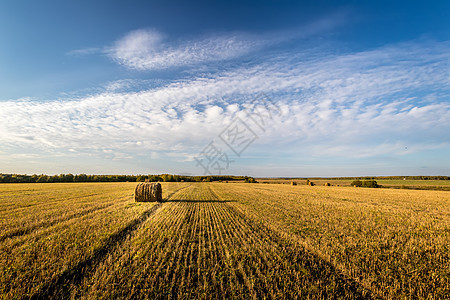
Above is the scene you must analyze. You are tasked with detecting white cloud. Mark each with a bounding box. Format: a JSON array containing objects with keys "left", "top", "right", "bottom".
[
  {"left": 107, "top": 29, "right": 263, "bottom": 70},
  {"left": 104, "top": 11, "right": 349, "bottom": 71},
  {"left": 1, "top": 39, "right": 449, "bottom": 174}
]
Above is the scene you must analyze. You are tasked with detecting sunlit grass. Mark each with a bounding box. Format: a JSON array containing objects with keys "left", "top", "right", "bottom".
[{"left": 0, "top": 182, "right": 448, "bottom": 298}]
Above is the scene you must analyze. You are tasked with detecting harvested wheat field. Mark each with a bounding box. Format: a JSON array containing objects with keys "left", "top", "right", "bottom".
[{"left": 0, "top": 182, "right": 448, "bottom": 299}]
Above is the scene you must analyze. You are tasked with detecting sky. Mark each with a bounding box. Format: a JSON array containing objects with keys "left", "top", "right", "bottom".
[{"left": 0, "top": 0, "right": 449, "bottom": 177}]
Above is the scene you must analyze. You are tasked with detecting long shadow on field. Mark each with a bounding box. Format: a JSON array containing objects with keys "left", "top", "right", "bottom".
[
  {"left": 0, "top": 202, "right": 117, "bottom": 243},
  {"left": 223, "top": 203, "right": 376, "bottom": 299},
  {"left": 30, "top": 203, "right": 163, "bottom": 299},
  {"left": 30, "top": 186, "right": 191, "bottom": 299},
  {"left": 203, "top": 186, "right": 376, "bottom": 298},
  {"left": 167, "top": 199, "right": 236, "bottom": 203}
]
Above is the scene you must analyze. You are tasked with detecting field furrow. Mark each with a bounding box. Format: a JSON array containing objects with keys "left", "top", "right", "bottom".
[
  {"left": 210, "top": 183, "right": 450, "bottom": 299},
  {"left": 1, "top": 182, "right": 448, "bottom": 299},
  {"left": 69, "top": 183, "right": 371, "bottom": 299},
  {"left": 0, "top": 183, "right": 185, "bottom": 298}
]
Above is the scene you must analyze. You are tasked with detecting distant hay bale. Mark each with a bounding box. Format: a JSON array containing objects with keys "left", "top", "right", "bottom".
[
  {"left": 308, "top": 181, "right": 315, "bottom": 186},
  {"left": 291, "top": 181, "right": 297, "bottom": 186},
  {"left": 324, "top": 182, "right": 331, "bottom": 186},
  {"left": 135, "top": 182, "right": 163, "bottom": 202}
]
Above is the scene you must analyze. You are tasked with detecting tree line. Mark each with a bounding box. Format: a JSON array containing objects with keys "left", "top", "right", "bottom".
[
  {"left": 271, "top": 176, "right": 449, "bottom": 180},
  {"left": 0, "top": 173, "right": 256, "bottom": 183}
]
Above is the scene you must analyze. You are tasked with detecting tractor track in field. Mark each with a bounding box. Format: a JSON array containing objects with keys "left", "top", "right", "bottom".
[
  {"left": 0, "top": 191, "right": 110, "bottom": 214},
  {"left": 29, "top": 184, "right": 189, "bottom": 300},
  {"left": 0, "top": 201, "right": 120, "bottom": 243},
  {"left": 29, "top": 183, "right": 373, "bottom": 299},
  {"left": 5, "top": 185, "right": 191, "bottom": 244},
  {"left": 85, "top": 184, "right": 375, "bottom": 299},
  {"left": 207, "top": 185, "right": 375, "bottom": 299},
  {"left": 2, "top": 183, "right": 447, "bottom": 299}
]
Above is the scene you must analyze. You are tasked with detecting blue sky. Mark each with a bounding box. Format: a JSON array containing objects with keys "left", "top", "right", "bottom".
[{"left": 0, "top": 0, "right": 449, "bottom": 176}]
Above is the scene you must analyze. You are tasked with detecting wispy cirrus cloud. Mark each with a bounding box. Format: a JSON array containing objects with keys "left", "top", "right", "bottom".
[
  {"left": 4, "top": 39, "right": 450, "bottom": 175},
  {"left": 67, "top": 29, "right": 266, "bottom": 70},
  {"left": 67, "top": 47, "right": 103, "bottom": 56},
  {"left": 107, "top": 29, "right": 264, "bottom": 70},
  {"left": 68, "top": 11, "right": 349, "bottom": 71}
]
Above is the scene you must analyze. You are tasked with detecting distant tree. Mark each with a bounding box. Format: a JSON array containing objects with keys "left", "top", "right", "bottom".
[
  {"left": 351, "top": 180, "right": 378, "bottom": 188},
  {"left": 65, "top": 174, "right": 74, "bottom": 182},
  {"left": 362, "top": 180, "right": 379, "bottom": 188},
  {"left": 36, "top": 175, "right": 48, "bottom": 183},
  {"left": 74, "top": 174, "right": 88, "bottom": 182},
  {"left": 244, "top": 177, "right": 257, "bottom": 183},
  {"left": 161, "top": 174, "right": 175, "bottom": 182},
  {"left": 351, "top": 180, "right": 363, "bottom": 187}
]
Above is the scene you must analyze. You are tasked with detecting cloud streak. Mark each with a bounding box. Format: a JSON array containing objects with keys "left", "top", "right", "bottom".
[
  {"left": 3, "top": 39, "right": 450, "bottom": 175},
  {"left": 107, "top": 29, "right": 264, "bottom": 70},
  {"left": 69, "top": 11, "right": 349, "bottom": 71}
]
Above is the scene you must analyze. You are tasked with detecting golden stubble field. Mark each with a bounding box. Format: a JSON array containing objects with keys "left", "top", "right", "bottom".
[{"left": 0, "top": 182, "right": 448, "bottom": 299}]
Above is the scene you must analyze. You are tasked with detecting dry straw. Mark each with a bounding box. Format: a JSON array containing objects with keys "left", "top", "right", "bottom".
[{"left": 135, "top": 182, "right": 163, "bottom": 202}]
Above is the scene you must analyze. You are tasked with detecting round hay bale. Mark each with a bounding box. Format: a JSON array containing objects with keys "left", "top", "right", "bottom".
[
  {"left": 291, "top": 181, "right": 297, "bottom": 186},
  {"left": 135, "top": 182, "right": 163, "bottom": 202},
  {"left": 324, "top": 182, "right": 330, "bottom": 186}
]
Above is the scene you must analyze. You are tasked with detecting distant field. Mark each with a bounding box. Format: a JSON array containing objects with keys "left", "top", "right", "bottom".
[
  {"left": 257, "top": 178, "right": 450, "bottom": 190},
  {"left": 0, "top": 182, "right": 448, "bottom": 298},
  {"left": 375, "top": 179, "right": 450, "bottom": 187}
]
